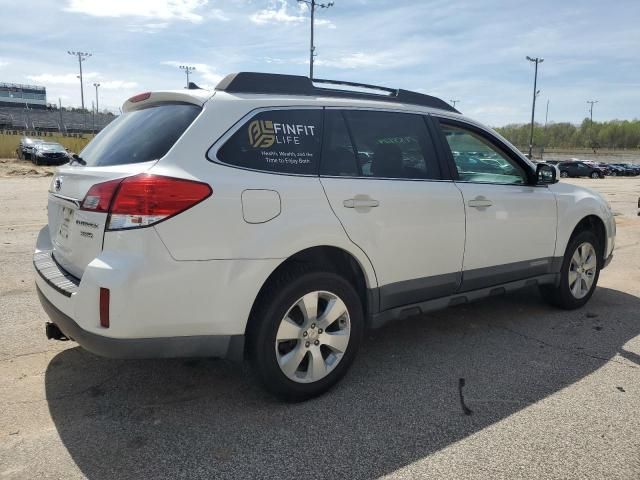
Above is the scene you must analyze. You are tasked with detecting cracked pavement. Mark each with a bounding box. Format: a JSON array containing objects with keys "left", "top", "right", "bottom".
[{"left": 1, "top": 175, "right": 639, "bottom": 479}]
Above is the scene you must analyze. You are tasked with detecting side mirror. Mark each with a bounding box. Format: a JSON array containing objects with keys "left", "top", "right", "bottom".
[{"left": 536, "top": 163, "right": 558, "bottom": 184}]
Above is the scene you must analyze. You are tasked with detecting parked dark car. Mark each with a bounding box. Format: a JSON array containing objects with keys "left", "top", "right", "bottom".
[
  {"left": 16, "top": 137, "right": 44, "bottom": 160},
  {"left": 605, "top": 164, "right": 627, "bottom": 176},
  {"left": 610, "top": 163, "right": 640, "bottom": 176},
  {"left": 31, "top": 142, "right": 70, "bottom": 166},
  {"left": 557, "top": 161, "right": 605, "bottom": 179}
]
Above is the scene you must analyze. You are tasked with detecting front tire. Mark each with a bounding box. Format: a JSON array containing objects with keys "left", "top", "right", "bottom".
[
  {"left": 540, "top": 230, "right": 601, "bottom": 309},
  {"left": 590, "top": 171, "right": 600, "bottom": 179},
  {"left": 560, "top": 171, "right": 569, "bottom": 178},
  {"left": 248, "top": 268, "right": 364, "bottom": 401}
]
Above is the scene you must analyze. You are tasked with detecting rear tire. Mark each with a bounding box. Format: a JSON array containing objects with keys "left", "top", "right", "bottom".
[
  {"left": 590, "top": 171, "right": 599, "bottom": 179},
  {"left": 540, "top": 230, "right": 601, "bottom": 309},
  {"left": 560, "top": 171, "right": 569, "bottom": 178},
  {"left": 248, "top": 267, "right": 364, "bottom": 401}
]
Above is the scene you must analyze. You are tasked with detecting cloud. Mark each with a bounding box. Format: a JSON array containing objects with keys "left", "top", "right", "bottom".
[
  {"left": 26, "top": 73, "right": 136, "bottom": 92},
  {"left": 126, "top": 22, "right": 170, "bottom": 33},
  {"left": 0, "top": 60, "right": 8, "bottom": 68},
  {"left": 100, "top": 80, "right": 139, "bottom": 90},
  {"left": 311, "top": 49, "right": 421, "bottom": 70},
  {"left": 64, "top": 0, "right": 210, "bottom": 23},
  {"left": 26, "top": 72, "right": 99, "bottom": 85},
  {"left": 250, "top": 0, "right": 334, "bottom": 27}
]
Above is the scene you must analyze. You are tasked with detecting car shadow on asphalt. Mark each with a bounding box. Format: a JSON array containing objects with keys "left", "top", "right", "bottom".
[{"left": 44, "top": 286, "right": 639, "bottom": 480}]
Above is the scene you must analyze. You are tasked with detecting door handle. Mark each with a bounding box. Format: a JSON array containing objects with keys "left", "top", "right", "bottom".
[
  {"left": 468, "top": 197, "right": 493, "bottom": 208},
  {"left": 343, "top": 197, "right": 380, "bottom": 209}
]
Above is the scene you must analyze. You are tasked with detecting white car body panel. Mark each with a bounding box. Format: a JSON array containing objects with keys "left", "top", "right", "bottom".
[
  {"left": 454, "top": 183, "right": 558, "bottom": 270},
  {"left": 550, "top": 182, "right": 615, "bottom": 259},
  {"left": 320, "top": 177, "right": 465, "bottom": 287}
]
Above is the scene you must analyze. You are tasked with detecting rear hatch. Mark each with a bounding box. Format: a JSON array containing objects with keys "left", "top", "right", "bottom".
[{"left": 48, "top": 100, "right": 203, "bottom": 279}]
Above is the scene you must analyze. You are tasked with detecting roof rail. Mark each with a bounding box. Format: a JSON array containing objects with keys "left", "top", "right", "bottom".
[{"left": 215, "top": 72, "right": 459, "bottom": 113}]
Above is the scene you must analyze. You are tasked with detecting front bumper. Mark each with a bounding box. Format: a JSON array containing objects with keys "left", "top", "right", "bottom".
[{"left": 37, "top": 285, "right": 244, "bottom": 360}]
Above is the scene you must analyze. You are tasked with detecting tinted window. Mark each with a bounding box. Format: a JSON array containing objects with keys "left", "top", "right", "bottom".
[
  {"left": 217, "top": 109, "right": 322, "bottom": 175},
  {"left": 341, "top": 110, "right": 440, "bottom": 179},
  {"left": 320, "top": 111, "right": 359, "bottom": 176},
  {"left": 79, "top": 104, "right": 201, "bottom": 167},
  {"left": 440, "top": 124, "right": 527, "bottom": 184}
]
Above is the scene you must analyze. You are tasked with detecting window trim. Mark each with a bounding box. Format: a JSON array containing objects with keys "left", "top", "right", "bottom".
[
  {"left": 319, "top": 107, "right": 448, "bottom": 182},
  {"left": 432, "top": 116, "right": 538, "bottom": 186},
  {"left": 206, "top": 106, "right": 324, "bottom": 178}
]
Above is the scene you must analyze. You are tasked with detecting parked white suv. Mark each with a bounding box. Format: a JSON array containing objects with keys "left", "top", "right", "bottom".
[{"left": 35, "top": 73, "right": 615, "bottom": 400}]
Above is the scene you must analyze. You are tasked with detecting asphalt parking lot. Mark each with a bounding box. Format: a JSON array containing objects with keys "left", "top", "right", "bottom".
[{"left": 1, "top": 174, "right": 639, "bottom": 479}]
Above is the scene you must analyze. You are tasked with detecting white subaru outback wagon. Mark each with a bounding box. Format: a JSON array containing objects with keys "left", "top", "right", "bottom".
[{"left": 35, "top": 72, "right": 615, "bottom": 400}]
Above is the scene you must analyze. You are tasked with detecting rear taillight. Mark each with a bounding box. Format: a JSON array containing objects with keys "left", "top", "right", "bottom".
[
  {"left": 80, "top": 179, "right": 122, "bottom": 213},
  {"left": 80, "top": 174, "right": 212, "bottom": 230}
]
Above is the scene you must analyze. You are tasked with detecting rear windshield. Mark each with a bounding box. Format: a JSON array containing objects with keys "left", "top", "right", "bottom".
[{"left": 79, "top": 103, "right": 201, "bottom": 166}]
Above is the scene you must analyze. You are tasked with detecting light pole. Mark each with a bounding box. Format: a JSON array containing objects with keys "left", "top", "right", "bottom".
[
  {"left": 68, "top": 51, "right": 92, "bottom": 110},
  {"left": 587, "top": 100, "right": 598, "bottom": 145},
  {"left": 450, "top": 99, "right": 460, "bottom": 109},
  {"left": 179, "top": 65, "right": 196, "bottom": 88},
  {"left": 542, "top": 99, "right": 550, "bottom": 160},
  {"left": 93, "top": 83, "right": 100, "bottom": 113},
  {"left": 298, "top": 0, "right": 334, "bottom": 79},
  {"left": 526, "top": 56, "right": 543, "bottom": 159}
]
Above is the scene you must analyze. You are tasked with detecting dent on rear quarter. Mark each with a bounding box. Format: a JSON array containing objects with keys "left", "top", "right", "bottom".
[{"left": 549, "top": 182, "right": 615, "bottom": 260}]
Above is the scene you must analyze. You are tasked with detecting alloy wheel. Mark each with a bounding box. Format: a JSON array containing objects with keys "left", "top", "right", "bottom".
[
  {"left": 275, "top": 291, "right": 351, "bottom": 383},
  {"left": 568, "top": 242, "right": 597, "bottom": 299}
]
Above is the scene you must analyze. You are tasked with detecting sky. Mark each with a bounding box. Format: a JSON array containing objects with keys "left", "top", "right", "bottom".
[{"left": 0, "top": 0, "right": 638, "bottom": 126}]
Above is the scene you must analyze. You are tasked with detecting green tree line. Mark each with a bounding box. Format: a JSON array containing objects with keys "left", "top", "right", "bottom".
[{"left": 495, "top": 118, "right": 640, "bottom": 150}]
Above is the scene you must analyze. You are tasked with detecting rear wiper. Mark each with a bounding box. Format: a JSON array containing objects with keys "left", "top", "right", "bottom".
[{"left": 70, "top": 154, "right": 86, "bottom": 166}]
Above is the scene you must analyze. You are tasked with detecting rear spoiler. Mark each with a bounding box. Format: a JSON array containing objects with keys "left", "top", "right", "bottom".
[{"left": 122, "top": 90, "right": 214, "bottom": 112}]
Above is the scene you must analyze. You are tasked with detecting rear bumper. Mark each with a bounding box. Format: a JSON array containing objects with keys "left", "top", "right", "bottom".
[{"left": 37, "top": 285, "right": 244, "bottom": 360}]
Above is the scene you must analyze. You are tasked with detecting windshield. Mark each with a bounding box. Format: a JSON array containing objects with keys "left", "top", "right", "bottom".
[
  {"left": 39, "top": 143, "right": 66, "bottom": 152},
  {"left": 78, "top": 103, "right": 201, "bottom": 166}
]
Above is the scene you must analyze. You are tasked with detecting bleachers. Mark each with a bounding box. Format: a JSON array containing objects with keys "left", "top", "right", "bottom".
[
  {"left": 0, "top": 105, "right": 116, "bottom": 133},
  {"left": 0, "top": 112, "right": 12, "bottom": 129}
]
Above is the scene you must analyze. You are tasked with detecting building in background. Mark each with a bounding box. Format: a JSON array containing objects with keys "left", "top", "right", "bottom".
[{"left": 0, "top": 83, "right": 47, "bottom": 109}]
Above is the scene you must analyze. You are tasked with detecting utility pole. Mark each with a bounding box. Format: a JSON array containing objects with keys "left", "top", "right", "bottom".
[
  {"left": 298, "top": 0, "right": 334, "bottom": 79},
  {"left": 526, "top": 56, "right": 543, "bottom": 159},
  {"left": 179, "top": 65, "right": 196, "bottom": 88},
  {"left": 58, "top": 98, "right": 63, "bottom": 133},
  {"left": 587, "top": 99, "right": 598, "bottom": 142},
  {"left": 542, "top": 99, "right": 550, "bottom": 160},
  {"left": 67, "top": 51, "right": 91, "bottom": 110},
  {"left": 93, "top": 83, "right": 100, "bottom": 113},
  {"left": 450, "top": 99, "right": 460, "bottom": 109}
]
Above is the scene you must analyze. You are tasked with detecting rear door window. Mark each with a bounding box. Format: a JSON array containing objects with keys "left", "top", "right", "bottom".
[
  {"left": 322, "top": 110, "right": 441, "bottom": 179},
  {"left": 320, "top": 110, "right": 359, "bottom": 176},
  {"left": 79, "top": 103, "right": 201, "bottom": 166},
  {"left": 216, "top": 109, "right": 322, "bottom": 175}
]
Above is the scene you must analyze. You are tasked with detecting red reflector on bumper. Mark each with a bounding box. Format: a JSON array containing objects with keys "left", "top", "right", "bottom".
[{"left": 99, "top": 288, "right": 110, "bottom": 328}]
